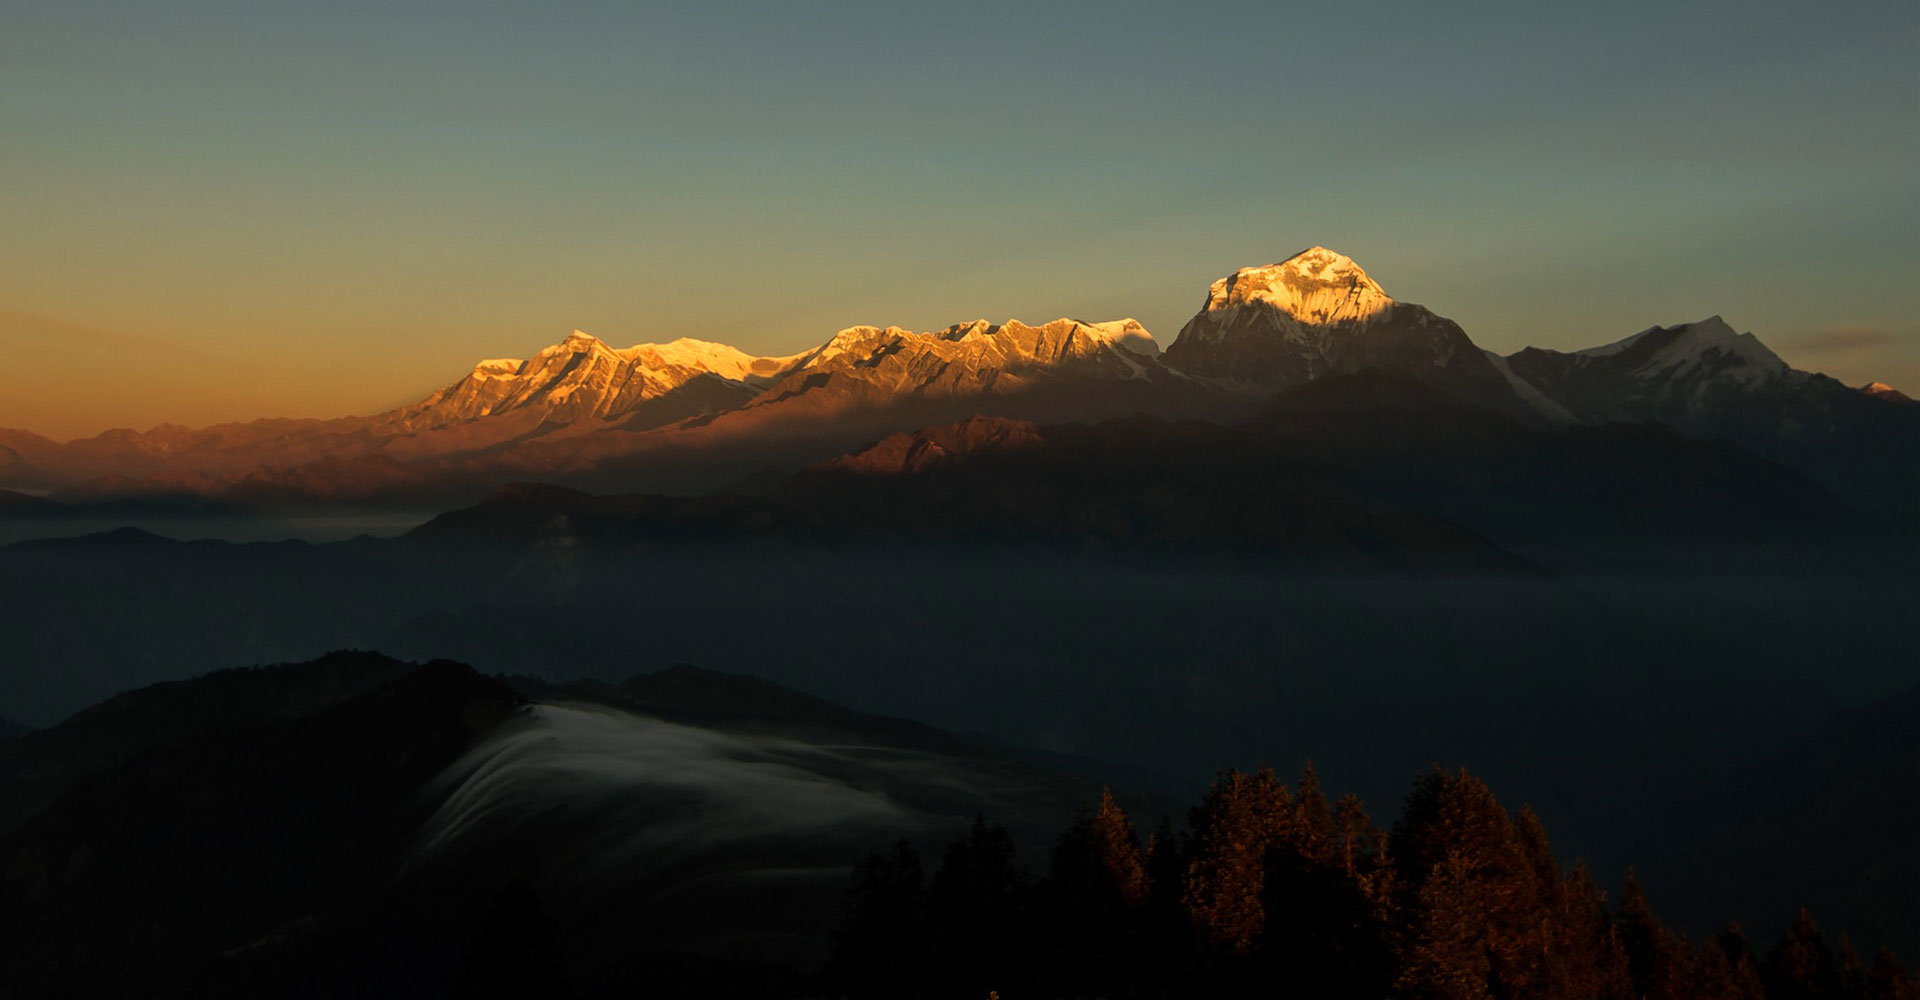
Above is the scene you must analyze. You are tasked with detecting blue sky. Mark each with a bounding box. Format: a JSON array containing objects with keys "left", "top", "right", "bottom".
[{"left": 2, "top": 0, "right": 1915, "bottom": 436}]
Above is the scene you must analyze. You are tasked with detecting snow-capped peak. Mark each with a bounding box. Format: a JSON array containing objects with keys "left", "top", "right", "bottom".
[
  {"left": 623, "top": 337, "right": 806, "bottom": 383},
  {"left": 469, "top": 358, "right": 525, "bottom": 380},
  {"left": 1204, "top": 246, "right": 1393, "bottom": 324},
  {"left": 513, "top": 330, "right": 804, "bottom": 384},
  {"left": 1083, "top": 317, "right": 1161, "bottom": 356},
  {"left": 535, "top": 329, "right": 618, "bottom": 359},
  {"left": 930, "top": 318, "right": 1159, "bottom": 355},
  {"left": 1576, "top": 316, "right": 1789, "bottom": 386}
]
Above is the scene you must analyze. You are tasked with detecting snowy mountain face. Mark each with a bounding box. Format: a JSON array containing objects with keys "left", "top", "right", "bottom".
[
  {"left": 1499, "top": 317, "right": 1920, "bottom": 513},
  {"left": 1, "top": 247, "right": 1912, "bottom": 512},
  {"left": 397, "top": 331, "right": 805, "bottom": 430},
  {"left": 0, "top": 315, "right": 1192, "bottom": 500},
  {"left": 1500, "top": 317, "right": 1801, "bottom": 426},
  {"left": 1196, "top": 245, "right": 1394, "bottom": 328},
  {"left": 1860, "top": 382, "right": 1913, "bottom": 404},
  {"left": 743, "top": 317, "right": 1171, "bottom": 415},
  {"left": 1160, "top": 247, "right": 1537, "bottom": 420},
  {"left": 390, "top": 317, "right": 1169, "bottom": 437}
]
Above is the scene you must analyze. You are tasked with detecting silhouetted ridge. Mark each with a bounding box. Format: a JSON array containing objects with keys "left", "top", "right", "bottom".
[
  {"left": 4, "top": 525, "right": 177, "bottom": 552},
  {"left": 0, "top": 489, "right": 59, "bottom": 514},
  {"left": 819, "top": 415, "right": 1043, "bottom": 475},
  {"left": 0, "top": 650, "right": 434, "bottom": 833},
  {"left": 1250, "top": 369, "right": 1533, "bottom": 449},
  {"left": 0, "top": 659, "right": 524, "bottom": 996}
]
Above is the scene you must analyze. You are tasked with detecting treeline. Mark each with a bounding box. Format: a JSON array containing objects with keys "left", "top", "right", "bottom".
[{"left": 826, "top": 766, "right": 1917, "bottom": 1000}]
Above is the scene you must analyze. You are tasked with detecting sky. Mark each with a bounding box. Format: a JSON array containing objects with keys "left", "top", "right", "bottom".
[{"left": 2, "top": 0, "right": 1916, "bottom": 439}]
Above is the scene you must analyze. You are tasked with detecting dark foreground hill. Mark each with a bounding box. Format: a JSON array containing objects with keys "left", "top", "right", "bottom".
[
  {"left": 0, "top": 653, "right": 1911, "bottom": 999},
  {"left": 0, "top": 652, "right": 1124, "bottom": 998},
  {"left": 0, "top": 657, "right": 522, "bottom": 997}
]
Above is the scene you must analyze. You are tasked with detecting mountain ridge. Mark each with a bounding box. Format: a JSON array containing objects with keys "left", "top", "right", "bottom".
[{"left": 2, "top": 248, "right": 1911, "bottom": 512}]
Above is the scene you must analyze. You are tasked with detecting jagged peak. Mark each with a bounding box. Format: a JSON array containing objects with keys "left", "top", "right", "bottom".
[
  {"left": 468, "top": 358, "right": 524, "bottom": 379},
  {"left": 818, "top": 415, "right": 1044, "bottom": 476},
  {"left": 1081, "top": 317, "right": 1160, "bottom": 355},
  {"left": 533, "top": 329, "right": 617, "bottom": 359},
  {"left": 1581, "top": 316, "right": 1719, "bottom": 352},
  {"left": 1578, "top": 316, "right": 1734, "bottom": 358},
  {"left": 801, "top": 325, "right": 899, "bottom": 367},
  {"left": 820, "top": 324, "right": 900, "bottom": 350},
  {"left": 620, "top": 337, "right": 799, "bottom": 382},
  {"left": 465, "top": 331, "right": 806, "bottom": 386},
  {"left": 1576, "top": 316, "right": 1789, "bottom": 384},
  {"left": 1203, "top": 246, "right": 1393, "bottom": 324},
  {"left": 927, "top": 317, "right": 1158, "bottom": 354},
  {"left": 943, "top": 319, "right": 999, "bottom": 340},
  {"left": 812, "top": 317, "right": 1158, "bottom": 357}
]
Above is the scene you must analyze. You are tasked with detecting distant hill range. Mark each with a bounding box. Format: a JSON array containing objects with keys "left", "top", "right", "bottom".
[{"left": 2, "top": 247, "right": 1913, "bottom": 513}]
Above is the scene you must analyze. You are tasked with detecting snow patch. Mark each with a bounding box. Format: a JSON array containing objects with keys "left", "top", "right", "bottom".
[
  {"left": 1577, "top": 317, "right": 1788, "bottom": 385},
  {"left": 1084, "top": 317, "right": 1161, "bottom": 356},
  {"left": 1205, "top": 246, "right": 1394, "bottom": 325},
  {"left": 1483, "top": 350, "right": 1577, "bottom": 423}
]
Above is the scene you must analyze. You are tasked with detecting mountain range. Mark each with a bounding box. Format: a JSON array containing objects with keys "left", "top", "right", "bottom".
[{"left": 2, "top": 247, "right": 1912, "bottom": 512}]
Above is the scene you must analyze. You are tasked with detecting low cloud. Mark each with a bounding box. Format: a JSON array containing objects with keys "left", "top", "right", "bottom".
[{"left": 405, "top": 702, "right": 1024, "bottom": 960}]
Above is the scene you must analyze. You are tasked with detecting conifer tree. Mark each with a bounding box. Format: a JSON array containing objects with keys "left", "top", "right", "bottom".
[
  {"left": 1293, "top": 761, "right": 1336, "bottom": 866},
  {"left": 1692, "top": 937, "right": 1736, "bottom": 1000},
  {"left": 1765, "top": 908, "right": 1842, "bottom": 1000},
  {"left": 1864, "top": 947, "right": 1920, "bottom": 1000},
  {"left": 927, "top": 815, "right": 1024, "bottom": 995},
  {"left": 822, "top": 763, "right": 1917, "bottom": 1000},
  {"left": 1559, "top": 863, "right": 1634, "bottom": 1000},
  {"left": 1841, "top": 937, "right": 1867, "bottom": 999},
  {"left": 1090, "top": 787, "right": 1150, "bottom": 908},
  {"left": 1184, "top": 767, "right": 1292, "bottom": 954},
  {"left": 1258, "top": 813, "right": 1395, "bottom": 997},
  {"left": 1041, "top": 792, "right": 1148, "bottom": 994},
  {"left": 1719, "top": 924, "right": 1757, "bottom": 971},
  {"left": 1395, "top": 853, "right": 1495, "bottom": 1000},
  {"left": 830, "top": 839, "right": 929, "bottom": 999},
  {"left": 1389, "top": 768, "right": 1542, "bottom": 1000},
  {"left": 1616, "top": 868, "right": 1688, "bottom": 1000},
  {"left": 1140, "top": 814, "right": 1191, "bottom": 981},
  {"left": 1333, "top": 792, "right": 1394, "bottom": 915},
  {"left": 1507, "top": 807, "right": 1571, "bottom": 1000},
  {"left": 1710, "top": 924, "right": 1768, "bottom": 1000}
]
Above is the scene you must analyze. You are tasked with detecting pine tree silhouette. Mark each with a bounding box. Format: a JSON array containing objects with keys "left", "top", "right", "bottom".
[
  {"left": 928, "top": 815, "right": 1024, "bottom": 997},
  {"left": 829, "top": 839, "right": 929, "bottom": 999},
  {"left": 1765, "top": 908, "right": 1842, "bottom": 1000}
]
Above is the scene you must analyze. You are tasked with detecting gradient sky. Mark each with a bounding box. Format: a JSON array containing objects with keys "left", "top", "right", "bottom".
[{"left": 3, "top": 0, "right": 1916, "bottom": 439}]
